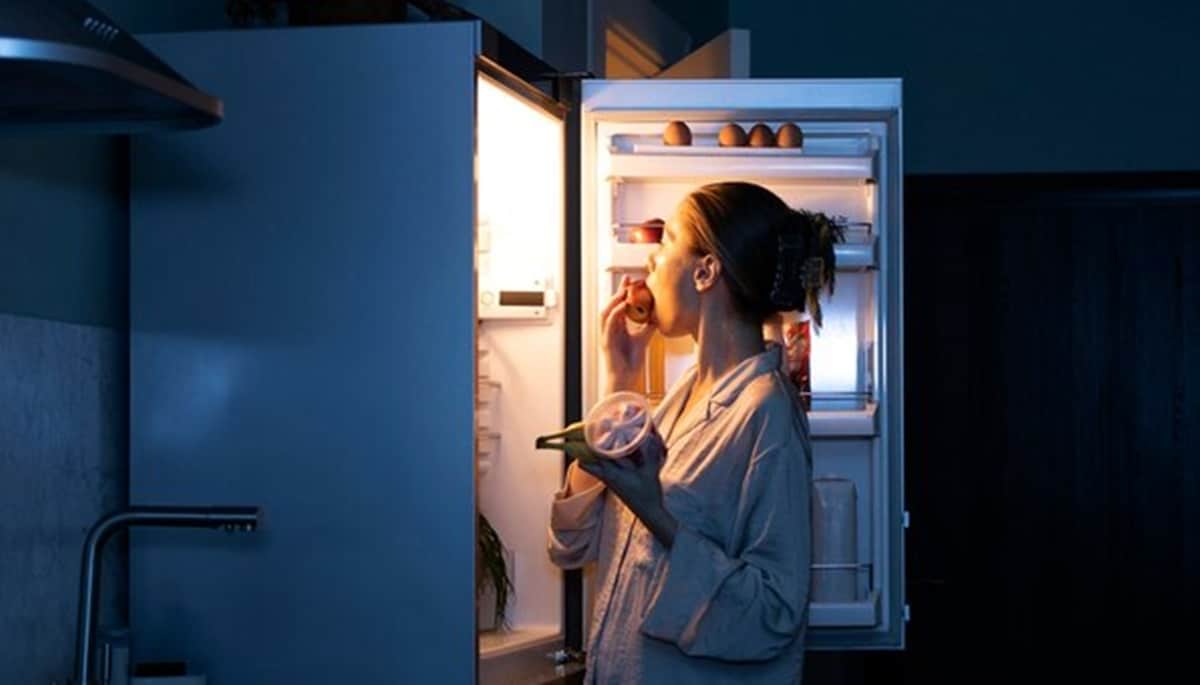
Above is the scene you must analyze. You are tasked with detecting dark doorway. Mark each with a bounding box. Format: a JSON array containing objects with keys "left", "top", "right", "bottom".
[{"left": 806, "top": 172, "right": 1200, "bottom": 684}]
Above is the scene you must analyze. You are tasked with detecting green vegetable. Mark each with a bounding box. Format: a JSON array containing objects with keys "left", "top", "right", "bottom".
[{"left": 535, "top": 421, "right": 597, "bottom": 463}]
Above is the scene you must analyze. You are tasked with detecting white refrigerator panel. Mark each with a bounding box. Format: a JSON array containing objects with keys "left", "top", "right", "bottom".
[{"left": 474, "top": 72, "right": 567, "bottom": 663}]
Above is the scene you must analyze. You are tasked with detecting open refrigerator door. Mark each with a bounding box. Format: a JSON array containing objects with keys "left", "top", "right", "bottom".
[
  {"left": 580, "top": 78, "right": 905, "bottom": 650},
  {"left": 473, "top": 67, "right": 576, "bottom": 681}
]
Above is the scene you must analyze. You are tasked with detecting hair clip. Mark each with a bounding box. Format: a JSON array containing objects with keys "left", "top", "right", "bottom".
[
  {"left": 801, "top": 257, "right": 825, "bottom": 290},
  {"left": 769, "top": 232, "right": 806, "bottom": 309}
]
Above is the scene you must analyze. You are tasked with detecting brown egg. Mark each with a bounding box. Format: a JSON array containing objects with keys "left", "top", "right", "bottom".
[
  {"left": 777, "top": 122, "right": 804, "bottom": 148},
  {"left": 663, "top": 121, "right": 692, "bottom": 146},
  {"left": 718, "top": 123, "right": 748, "bottom": 147},
  {"left": 748, "top": 123, "right": 775, "bottom": 147}
]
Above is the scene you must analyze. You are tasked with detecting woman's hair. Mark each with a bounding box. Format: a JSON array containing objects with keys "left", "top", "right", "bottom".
[{"left": 677, "top": 181, "right": 846, "bottom": 329}]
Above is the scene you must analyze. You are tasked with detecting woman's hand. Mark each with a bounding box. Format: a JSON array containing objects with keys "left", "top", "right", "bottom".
[
  {"left": 601, "top": 275, "right": 656, "bottom": 393},
  {"left": 578, "top": 427, "right": 679, "bottom": 547}
]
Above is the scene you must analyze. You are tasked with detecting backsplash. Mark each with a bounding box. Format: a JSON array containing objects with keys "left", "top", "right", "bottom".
[{"left": 0, "top": 313, "right": 127, "bottom": 684}]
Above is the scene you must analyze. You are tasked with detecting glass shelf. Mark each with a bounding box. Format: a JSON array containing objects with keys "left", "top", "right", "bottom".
[
  {"left": 605, "top": 239, "right": 877, "bottom": 273},
  {"left": 608, "top": 148, "right": 875, "bottom": 183}
]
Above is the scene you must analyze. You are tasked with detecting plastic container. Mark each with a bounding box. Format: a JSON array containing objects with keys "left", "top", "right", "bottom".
[
  {"left": 811, "top": 476, "right": 858, "bottom": 602},
  {"left": 583, "top": 391, "right": 653, "bottom": 459}
]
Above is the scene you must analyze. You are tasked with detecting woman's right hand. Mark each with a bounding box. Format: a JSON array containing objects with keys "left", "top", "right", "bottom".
[{"left": 601, "top": 275, "right": 656, "bottom": 393}]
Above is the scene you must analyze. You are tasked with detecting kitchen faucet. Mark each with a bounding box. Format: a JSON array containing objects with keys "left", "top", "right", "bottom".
[{"left": 72, "top": 506, "right": 261, "bottom": 684}]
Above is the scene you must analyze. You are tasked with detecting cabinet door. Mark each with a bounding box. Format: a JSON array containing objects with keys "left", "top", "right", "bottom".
[
  {"left": 131, "top": 23, "right": 480, "bottom": 683},
  {"left": 580, "top": 78, "right": 905, "bottom": 650}
]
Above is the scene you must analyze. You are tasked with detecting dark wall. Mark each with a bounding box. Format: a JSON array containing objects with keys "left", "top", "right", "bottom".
[
  {"left": 652, "top": 0, "right": 728, "bottom": 48},
  {"left": 0, "top": 137, "right": 128, "bottom": 326},
  {"left": 0, "top": 4, "right": 220, "bottom": 683},
  {"left": 803, "top": 173, "right": 1200, "bottom": 683},
  {"left": 0, "top": 1, "right": 223, "bottom": 328},
  {"left": 731, "top": 0, "right": 1200, "bottom": 175}
]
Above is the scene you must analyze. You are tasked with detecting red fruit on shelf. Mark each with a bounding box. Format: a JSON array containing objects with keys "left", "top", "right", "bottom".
[{"left": 631, "top": 217, "right": 664, "bottom": 243}]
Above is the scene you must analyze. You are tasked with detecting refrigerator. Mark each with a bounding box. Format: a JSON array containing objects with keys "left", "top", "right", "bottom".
[{"left": 129, "top": 19, "right": 904, "bottom": 685}]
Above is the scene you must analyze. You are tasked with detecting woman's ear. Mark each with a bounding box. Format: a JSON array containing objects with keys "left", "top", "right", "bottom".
[{"left": 693, "top": 253, "right": 721, "bottom": 292}]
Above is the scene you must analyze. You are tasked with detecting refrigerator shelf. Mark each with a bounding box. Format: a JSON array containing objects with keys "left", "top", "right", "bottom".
[
  {"left": 607, "top": 149, "right": 874, "bottom": 183},
  {"left": 809, "top": 588, "right": 881, "bottom": 628},
  {"left": 605, "top": 240, "right": 877, "bottom": 273},
  {"left": 628, "top": 141, "right": 871, "bottom": 157}
]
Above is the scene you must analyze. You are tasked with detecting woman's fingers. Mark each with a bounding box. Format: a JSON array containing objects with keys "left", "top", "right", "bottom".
[
  {"left": 629, "top": 315, "right": 656, "bottom": 343},
  {"left": 600, "top": 276, "right": 631, "bottom": 323},
  {"left": 607, "top": 454, "right": 636, "bottom": 471},
  {"left": 604, "top": 301, "right": 630, "bottom": 338},
  {"left": 600, "top": 289, "right": 624, "bottom": 324},
  {"left": 578, "top": 457, "right": 611, "bottom": 480}
]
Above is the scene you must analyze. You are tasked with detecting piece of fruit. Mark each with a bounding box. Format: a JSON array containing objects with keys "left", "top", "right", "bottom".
[
  {"left": 748, "top": 123, "right": 775, "bottom": 147},
  {"left": 663, "top": 121, "right": 692, "bottom": 146},
  {"left": 631, "top": 217, "right": 664, "bottom": 244},
  {"left": 777, "top": 122, "right": 804, "bottom": 148},
  {"left": 625, "top": 280, "right": 655, "bottom": 324},
  {"left": 718, "top": 123, "right": 747, "bottom": 147}
]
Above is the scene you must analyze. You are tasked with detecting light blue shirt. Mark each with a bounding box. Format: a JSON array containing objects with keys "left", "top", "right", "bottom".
[{"left": 548, "top": 344, "right": 813, "bottom": 684}]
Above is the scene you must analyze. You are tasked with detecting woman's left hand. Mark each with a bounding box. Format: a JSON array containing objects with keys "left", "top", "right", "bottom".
[{"left": 579, "top": 428, "right": 679, "bottom": 547}]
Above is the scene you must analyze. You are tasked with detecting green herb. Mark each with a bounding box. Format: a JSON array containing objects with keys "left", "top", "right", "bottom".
[{"left": 477, "top": 511, "right": 514, "bottom": 630}]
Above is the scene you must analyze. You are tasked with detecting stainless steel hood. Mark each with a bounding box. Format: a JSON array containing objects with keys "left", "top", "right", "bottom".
[{"left": 0, "top": 0, "right": 222, "bottom": 134}]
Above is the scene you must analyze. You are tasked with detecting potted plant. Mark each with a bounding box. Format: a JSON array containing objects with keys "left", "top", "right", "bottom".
[{"left": 476, "top": 511, "right": 514, "bottom": 632}]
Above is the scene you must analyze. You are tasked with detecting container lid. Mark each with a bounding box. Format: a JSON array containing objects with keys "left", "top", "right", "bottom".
[{"left": 584, "top": 391, "right": 652, "bottom": 459}]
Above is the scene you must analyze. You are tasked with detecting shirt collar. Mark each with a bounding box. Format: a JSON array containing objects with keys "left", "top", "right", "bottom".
[
  {"left": 707, "top": 342, "right": 784, "bottom": 411},
  {"left": 656, "top": 342, "right": 784, "bottom": 442}
]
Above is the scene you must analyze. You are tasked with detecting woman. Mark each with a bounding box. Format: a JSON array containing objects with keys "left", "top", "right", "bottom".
[{"left": 547, "top": 181, "right": 843, "bottom": 684}]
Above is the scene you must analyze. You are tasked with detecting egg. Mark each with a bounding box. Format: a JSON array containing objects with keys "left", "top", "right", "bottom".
[
  {"left": 777, "top": 122, "right": 804, "bottom": 148},
  {"left": 663, "top": 120, "right": 692, "bottom": 146},
  {"left": 748, "top": 123, "right": 775, "bottom": 147},
  {"left": 718, "top": 123, "right": 748, "bottom": 147}
]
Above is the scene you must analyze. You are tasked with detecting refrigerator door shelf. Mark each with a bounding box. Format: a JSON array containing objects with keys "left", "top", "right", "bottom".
[
  {"left": 809, "top": 588, "right": 881, "bottom": 628},
  {"left": 809, "top": 401, "right": 878, "bottom": 437}
]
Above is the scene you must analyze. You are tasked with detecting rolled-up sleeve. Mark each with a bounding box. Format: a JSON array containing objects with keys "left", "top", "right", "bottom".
[
  {"left": 546, "top": 462, "right": 608, "bottom": 569},
  {"left": 639, "top": 445, "right": 810, "bottom": 661}
]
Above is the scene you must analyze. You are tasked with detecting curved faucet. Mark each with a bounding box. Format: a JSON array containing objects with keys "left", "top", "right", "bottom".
[{"left": 73, "top": 506, "right": 261, "bottom": 684}]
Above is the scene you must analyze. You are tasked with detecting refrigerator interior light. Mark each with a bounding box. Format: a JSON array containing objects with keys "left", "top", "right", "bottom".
[{"left": 476, "top": 75, "right": 562, "bottom": 319}]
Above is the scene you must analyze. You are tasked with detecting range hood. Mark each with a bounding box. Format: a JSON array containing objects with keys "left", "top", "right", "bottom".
[{"left": 0, "top": 0, "right": 222, "bottom": 134}]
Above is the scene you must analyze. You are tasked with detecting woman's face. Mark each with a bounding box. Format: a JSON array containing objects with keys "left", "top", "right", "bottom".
[{"left": 645, "top": 210, "right": 702, "bottom": 338}]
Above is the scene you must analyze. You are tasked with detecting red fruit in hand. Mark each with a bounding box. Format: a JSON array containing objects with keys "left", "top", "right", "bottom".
[{"left": 625, "top": 280, "right": 655, "bottom": 324}]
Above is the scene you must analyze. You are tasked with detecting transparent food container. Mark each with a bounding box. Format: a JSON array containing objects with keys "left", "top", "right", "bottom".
[{"left": 583, "top": 391, "right": 653, "bottom": 460}]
